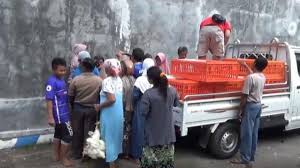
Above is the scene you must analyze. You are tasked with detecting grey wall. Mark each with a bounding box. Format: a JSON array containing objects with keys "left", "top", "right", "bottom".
[{"left": 1, "top": 0, "right": 300, "bottom": 136}]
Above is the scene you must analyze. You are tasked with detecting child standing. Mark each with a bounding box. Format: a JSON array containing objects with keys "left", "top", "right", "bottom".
[
  {"left": 45, "top": 57, "right": 73, "bottom": 167},
  {"left": 231, "top": 56, "right": 268, "bottom": 168},
  {"left": 177, "top": 46, "right": 188, "bottom": 59}
]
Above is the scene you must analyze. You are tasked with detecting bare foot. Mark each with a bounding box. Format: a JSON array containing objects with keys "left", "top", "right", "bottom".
[
  {"left": 134, "top": 159, "right": 140, "bottom": 164},
  {"left": 109, "top": 162, "right": 117, "bottom": 168},
  {"left": 62, "top": 158, "right": 73, "bottom": 167},
  {"left": 120, "top": 154, "right": 130, "bottom": 160},
  {"left": 53, "top": 139, "right": 61, "bottom": 162},
  {"left": 53, "top": 155, "right": 60, "bottom": 162},
  {"left": 130, "top": 159, "right": 140, "bottom": 166}
]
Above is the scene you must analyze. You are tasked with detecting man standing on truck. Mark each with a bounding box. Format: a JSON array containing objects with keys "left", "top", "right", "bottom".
[
  {"left": 231, "top": 56, "right": 268, "bottom": 168},
  {"left": 197, "top": 14, "right": 231, "bottom": 60}
]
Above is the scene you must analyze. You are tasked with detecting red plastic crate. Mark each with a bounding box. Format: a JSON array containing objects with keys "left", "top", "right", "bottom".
[
  {"left": 215, "top": 80, "right": 244, "bottom": 93},
  {"left": 225, "top": 59, "right": 286, "bottom": 84},
  {"left": 264, "top": 61, "right": 286, "bottom": 83},
  {"left": 168, "top": 78, "right": 214, "bottom": 99},
  {"left": 171, "top": 59, "right": 239, "bottom": 82}
]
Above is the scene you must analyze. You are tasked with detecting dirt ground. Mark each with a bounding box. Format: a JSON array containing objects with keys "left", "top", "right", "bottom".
[{"left": 1, "top": 128, "right": 300, "bottom": 168}]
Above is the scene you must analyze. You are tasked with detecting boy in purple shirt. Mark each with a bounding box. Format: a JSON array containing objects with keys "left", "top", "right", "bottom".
[{"left": 45, "top": 57, "right": 73, "bottom": 167}]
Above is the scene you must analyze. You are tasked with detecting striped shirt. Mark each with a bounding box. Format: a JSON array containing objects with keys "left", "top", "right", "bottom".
[{"left": 45, "top": 75, "right": 70, "bottom": 124}]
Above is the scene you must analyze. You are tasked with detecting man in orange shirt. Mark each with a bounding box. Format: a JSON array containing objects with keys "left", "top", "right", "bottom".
[{"left": 197, "top": 14, "right": 232, "bottom": 60}]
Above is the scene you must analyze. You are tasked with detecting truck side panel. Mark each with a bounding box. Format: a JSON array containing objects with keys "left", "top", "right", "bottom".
[{"left": 177, "top": 93, "right": 290, "bottom": 136}]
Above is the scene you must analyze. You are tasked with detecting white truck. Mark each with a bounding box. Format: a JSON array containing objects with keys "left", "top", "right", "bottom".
[{"left": 174, "top": 38, "right": 300, "bottom": 159}]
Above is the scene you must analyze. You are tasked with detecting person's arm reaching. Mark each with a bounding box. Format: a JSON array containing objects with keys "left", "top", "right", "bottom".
[
  {"left": 224, "top": 29, "right": 231, "bottom": 45},
  {"left": 238, "top": 60, "right": 253, "bottom": 74}
]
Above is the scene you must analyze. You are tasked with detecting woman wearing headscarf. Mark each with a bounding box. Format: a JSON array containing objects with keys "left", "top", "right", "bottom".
[
  {"left": 131, "top": 58, "right": 155, "bottom": 162},
  {"left": 155, "top": 52, "right": 170, "bottom": 74},
  {"left": 71, "top": 51, "right": 100, "bottom": 78},
  {"left": 70, "top": 44, "right": 87, "bottom": 69},
  {"left": 68, "top": 44, "right": 87, "bottom": 82},
  {"left": 95, "top": 59, "right": 124, "bottom": 168},
  {"left": 120, "top": 60, "right": 136, "bottom": 159}
]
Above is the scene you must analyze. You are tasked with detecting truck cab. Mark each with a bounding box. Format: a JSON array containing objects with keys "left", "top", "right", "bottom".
[
  {"left": 286, "top": 45, "right": 300, "bottom": 130},
  {"left": 174, "top": 39, "right": 300, "bottom": 159}
]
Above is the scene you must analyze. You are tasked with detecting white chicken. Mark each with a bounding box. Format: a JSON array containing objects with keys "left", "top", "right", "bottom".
[{"left": 83, "top": 123, "right": 106, "bottom": 159}]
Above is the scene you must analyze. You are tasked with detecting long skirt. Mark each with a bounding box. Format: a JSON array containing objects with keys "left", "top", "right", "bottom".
[
  {"left": 131, "top": 108, "right": 145, "bottom": 159},
  {"left": 140, "top": 144, "right": 175, "bottom": 168}
]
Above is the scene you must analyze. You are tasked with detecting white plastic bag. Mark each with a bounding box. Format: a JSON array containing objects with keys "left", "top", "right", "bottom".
[{"left": 83, "top": 123, "right": 106, "bottom": 159}]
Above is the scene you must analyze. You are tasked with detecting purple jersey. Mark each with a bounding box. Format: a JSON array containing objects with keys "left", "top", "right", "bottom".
[
  {"left": 45, "top": 75, "right": 70, "bottom": 124},
  {"left": 133, "top": 62, "right": 143, "bottom": 78}
]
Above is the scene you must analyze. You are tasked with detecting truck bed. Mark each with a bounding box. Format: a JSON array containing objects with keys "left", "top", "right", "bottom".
[{"left": 175, "top": 91, "right": 290, "bottom": 136}]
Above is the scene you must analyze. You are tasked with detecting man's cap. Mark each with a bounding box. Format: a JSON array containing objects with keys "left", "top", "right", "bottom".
[{"left": 78, "top": 51, "right": 91, "bottom": 61}]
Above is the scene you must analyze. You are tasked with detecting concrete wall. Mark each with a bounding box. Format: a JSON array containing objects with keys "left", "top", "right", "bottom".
[{"left": 0, "top": 0, "right": 300, "bottom": 137}]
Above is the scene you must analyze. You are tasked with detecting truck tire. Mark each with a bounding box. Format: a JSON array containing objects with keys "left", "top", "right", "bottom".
[{"left": 209, "top": 122, "right": 240, "bottom": 159}]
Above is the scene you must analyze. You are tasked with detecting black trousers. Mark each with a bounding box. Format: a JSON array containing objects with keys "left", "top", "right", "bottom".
[{"left": 71, "top": 103, "right": 97, "bottom": 159}]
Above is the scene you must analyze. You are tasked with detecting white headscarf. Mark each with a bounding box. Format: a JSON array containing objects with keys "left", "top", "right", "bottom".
[{"left": 134, "top": 58, "right": 155, "bottom": 93}]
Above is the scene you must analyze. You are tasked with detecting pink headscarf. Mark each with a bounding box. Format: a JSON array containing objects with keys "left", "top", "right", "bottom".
[
  {"left": 156, "top": 52, "right": 170, "bottom": 74},
  {"left": 70, "top": 44, "right": 87, "bottom": 68},
  {"left": 104, "top": 59, "right": 121, "bottom": 77}
]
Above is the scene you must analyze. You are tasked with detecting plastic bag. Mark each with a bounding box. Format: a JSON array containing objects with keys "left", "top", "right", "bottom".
[{"left": 83, "top": 123, "right": 106, "bottom": 159}]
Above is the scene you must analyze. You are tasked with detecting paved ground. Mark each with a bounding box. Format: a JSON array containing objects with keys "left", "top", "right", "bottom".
[{"left": 1, "top": 128, "right": 300, "bottom": 168}]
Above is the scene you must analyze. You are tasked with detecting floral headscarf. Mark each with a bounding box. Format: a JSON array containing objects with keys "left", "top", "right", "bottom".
[{"left": 104, "top": 59, "right": 121, "bottom": 77}]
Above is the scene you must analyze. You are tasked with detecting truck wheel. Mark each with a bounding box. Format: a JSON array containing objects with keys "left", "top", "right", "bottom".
[{"left": 209, "top": 123, "right": 240, "bottom": 159}]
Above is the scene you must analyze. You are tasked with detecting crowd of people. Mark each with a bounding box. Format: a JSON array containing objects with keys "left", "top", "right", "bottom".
[
  {"left": 45, "top": 13, "right": 268, "bottom": 168},
  {"left": 45, "top": 44, "right": 189, "bottom": 168}
]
